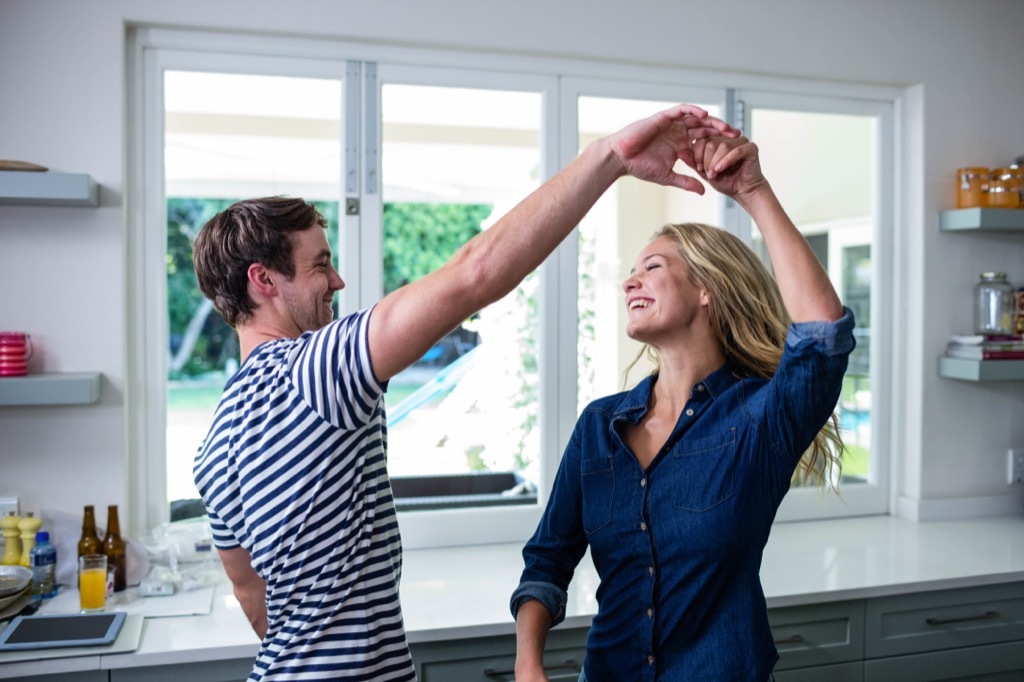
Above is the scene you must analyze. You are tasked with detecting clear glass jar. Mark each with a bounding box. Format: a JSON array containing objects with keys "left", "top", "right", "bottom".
[{"left": 974, "top": 272, "right": 1015, "bottom": 335}]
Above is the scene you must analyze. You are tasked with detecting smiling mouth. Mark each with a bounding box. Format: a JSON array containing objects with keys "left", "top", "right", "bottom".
[{"left": 627, "top": 299, "right": 652, "bottom": 311}]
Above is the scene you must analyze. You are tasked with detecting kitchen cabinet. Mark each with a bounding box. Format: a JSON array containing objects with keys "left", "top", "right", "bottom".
[
  {"left": 412, "top": 629, "right": 585, "bottom": 681},
  {"left": 108, "top": 658, "right": 254, "bottom": 682},
  {"left": 0, "top": 171, "right": 99, "bottom": 207},
  {"left": 407, "top": 581, "right": 1024, "bottom": 680},
  {"left": 9, "top": 671, "right": 105, "bottom": 675},
  {"left": 768, "top": 600, "right": 865, "bottom": 670},
  {"left": 861, "top": 581, "right": 1024, "bottom": 680},
  {"left": 0, "top": 373, "right": 102, "bottom": 406},
  {"left": 937, "top": 208, "right": 1024, "bottom": 382}
]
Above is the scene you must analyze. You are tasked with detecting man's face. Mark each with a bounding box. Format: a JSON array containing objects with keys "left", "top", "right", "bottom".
[{"left": 275, "top": 227, "right": 345, "bottom": 333}]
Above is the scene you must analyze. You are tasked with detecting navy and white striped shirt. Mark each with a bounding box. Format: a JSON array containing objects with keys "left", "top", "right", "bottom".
[{"left": 194, "top": 308, "right": 415, "bottom": 681}]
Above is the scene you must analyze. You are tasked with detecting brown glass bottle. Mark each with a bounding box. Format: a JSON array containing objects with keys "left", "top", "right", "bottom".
[
  {"left": 77, "top": 505, "right": 103, "bottom": 558},
  {"left": 102, "top": 505, "right": 127, "bottom": 592}
]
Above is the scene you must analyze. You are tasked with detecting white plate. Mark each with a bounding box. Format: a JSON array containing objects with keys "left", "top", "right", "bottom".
[
  {"left": 0, "top": 567, "right": 31, "bottom": 599},
  {"left": 0, "top": 581, "right": 29, "bottom": 606},
  {"left": 0, "top": 585, "right": 30, "bottom": 614}
]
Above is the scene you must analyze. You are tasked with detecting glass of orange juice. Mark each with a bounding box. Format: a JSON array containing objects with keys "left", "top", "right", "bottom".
[{"left": 79, "top": 554, "right": 107, "bottom": 612}]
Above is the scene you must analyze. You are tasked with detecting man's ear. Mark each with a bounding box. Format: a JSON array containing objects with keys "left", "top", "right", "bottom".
[{"left": 247, "top": 263, "right": 277, "bottom": 299}]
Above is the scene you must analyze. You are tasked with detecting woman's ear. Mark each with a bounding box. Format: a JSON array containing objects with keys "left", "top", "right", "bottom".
[{"left": 700, "top": 289, "right": 711, "bottom": 307}]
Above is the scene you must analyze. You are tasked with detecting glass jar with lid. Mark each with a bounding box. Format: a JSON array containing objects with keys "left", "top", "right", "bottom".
[
  {"left": 974, "top": 272, "right": 1016, "bottom": 335},
  {"left": 988, "top": 167, "right": 1023, "bottom": 208},
  {"left": 956, "top": 167, "right": 989, "bottom": 208}
]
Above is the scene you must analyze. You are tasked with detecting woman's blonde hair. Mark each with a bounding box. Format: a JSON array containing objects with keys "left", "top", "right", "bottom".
[{"left": 630, "top": 222, "right": 844, "bottom": 489}]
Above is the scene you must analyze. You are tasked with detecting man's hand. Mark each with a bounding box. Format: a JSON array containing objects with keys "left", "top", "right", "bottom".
[{"left": 607, "top": 104, "right": 740, "bottom": 193}]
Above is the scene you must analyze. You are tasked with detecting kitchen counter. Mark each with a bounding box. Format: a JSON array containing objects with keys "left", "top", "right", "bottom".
[{"left": 2, "top": 514, "right": 1023, "bottom": 678}]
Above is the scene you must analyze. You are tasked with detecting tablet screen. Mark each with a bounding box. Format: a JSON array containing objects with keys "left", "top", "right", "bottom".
[{"left": 0, "top": 612, "right": 125, "bottom": 650}]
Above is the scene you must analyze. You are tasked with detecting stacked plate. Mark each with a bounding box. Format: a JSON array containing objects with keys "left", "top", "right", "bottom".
[{"left": 0, "top": 566, "right": 32, "bottom": 615}]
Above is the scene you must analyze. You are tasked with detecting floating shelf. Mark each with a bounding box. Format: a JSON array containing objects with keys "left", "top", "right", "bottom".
[
  {"left": 0, "top": 171, "right": 99, "bottom": 207},
  {"left": 939, "top": 208, "right": 1024, "bottom": 232},
  {"left": 937, "top": 357, "right": 1024, "bottom": 381},
  {"left": 0, "top": 372, "right": 103, "bottom": 406}
]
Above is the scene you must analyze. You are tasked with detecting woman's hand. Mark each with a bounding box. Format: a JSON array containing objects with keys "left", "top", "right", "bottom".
[
  {"left": 607, "top": 104, "right": 739, "bottom": 194},
  {"left": 687, "top": 134, "right": 770, "bottom": 207}
]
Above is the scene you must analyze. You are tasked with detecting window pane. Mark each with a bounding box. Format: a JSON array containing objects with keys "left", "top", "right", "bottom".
[
  {"left": 164, "top": 71, "right": 342, "bottom": 513},
  {"left": 577, "top": 97, "right": 720, "bottom": 414},
  {"left": 749, "top": 108, "right": 876, "bottom": 486},
  {"left": 380, "top": 85, "right": 543, "bottom": 507}
]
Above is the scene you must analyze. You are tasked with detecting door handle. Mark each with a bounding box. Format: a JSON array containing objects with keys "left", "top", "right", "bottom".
[{"left": 925, "top": 610, "right": 1000, "bottom": 626}]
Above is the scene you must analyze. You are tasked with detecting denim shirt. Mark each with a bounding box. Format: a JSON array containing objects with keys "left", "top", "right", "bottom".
[{"left": 511, "top": 309, "right": 855, "bottom": 682}]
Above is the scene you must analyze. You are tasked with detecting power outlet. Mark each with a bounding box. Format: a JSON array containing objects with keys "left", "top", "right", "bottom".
[
  {"left": 1008, "top": 448, "right": 1024, "bottom": 485},
  {"left": 0, "top": 496, "right": 19, "bottom": 517}
]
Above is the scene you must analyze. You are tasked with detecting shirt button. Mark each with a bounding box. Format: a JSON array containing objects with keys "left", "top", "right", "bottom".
[
  {"left": 648, "top": 565, "right": 654, "bottom": 576},
  {"left": 685, "top": 408, "right": 694, "bottom": 416},
  {"left": 648, "top": 655, "right": 655, "bottom": 665},
  {"left": 639, "top": 522, "right": 647, "bottom": 531},
  {"left": 647, "top": 607, "right": 653, "bottom": 618},
  {"left": 640, "top": 478, "right": 646, "bottom": 487},
  {"left": 697, "top": 384, "right": 705, "bottom": 392}
]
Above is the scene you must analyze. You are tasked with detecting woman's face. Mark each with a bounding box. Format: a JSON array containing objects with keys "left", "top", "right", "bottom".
[{"left": 622, "top": 235, "right": 709, "bottom": 343}]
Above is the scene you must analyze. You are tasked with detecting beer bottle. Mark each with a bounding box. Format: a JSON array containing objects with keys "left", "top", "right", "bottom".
[
  {"left": 102, "top": 505, "right": 127, "bottom": 592},
  {"left": 77, "top": 505, "right": 103, "bottom": 558}
]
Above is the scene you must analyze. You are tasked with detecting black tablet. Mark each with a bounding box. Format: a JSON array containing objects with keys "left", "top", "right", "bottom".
[{"left": 0, "top": 612, "right": 126, "bottom": 651}]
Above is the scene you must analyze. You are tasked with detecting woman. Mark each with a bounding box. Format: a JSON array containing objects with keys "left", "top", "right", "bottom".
[{"left": 511, "top": 134, "right": 855, "bottom": 681}]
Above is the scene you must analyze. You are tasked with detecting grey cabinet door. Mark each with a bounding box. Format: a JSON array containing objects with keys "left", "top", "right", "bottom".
[
  {"left": 863, "top": 640, "right": 1024, "bottom": 681},
  {"left": 768, "top": 600, "right": 866, "bottom": 670},
  {"left": 412, "top": 629, "right": 586, "bottom": 682},
  {"left": 864, "top": 582, "right": 1024, "bottom": 659},
  {"left": 109, "top": 658, "right": 254, "bottom": 682}
]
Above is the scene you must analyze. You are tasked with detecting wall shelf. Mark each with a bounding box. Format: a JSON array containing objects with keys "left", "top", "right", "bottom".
[
  {"left": 939, "top": 208, "right": 1024, "bottom": 232},
  {"left": 0, "top": 171, "right": 99, "bottom": 207},
  {"left": 0, "top": 372, "right": 102, "bottom": 406},
  {"left": 937, "top": 357, "right": 1024, "bottom": 381}
]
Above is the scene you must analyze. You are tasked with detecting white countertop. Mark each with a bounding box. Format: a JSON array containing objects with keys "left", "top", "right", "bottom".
[{"left": 3, "top": 514, "right": 1024, "bottom": 677}]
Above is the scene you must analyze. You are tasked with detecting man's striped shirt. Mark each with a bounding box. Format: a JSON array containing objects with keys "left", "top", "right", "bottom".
[{"left": 194, "top": 308, "right": 415, "bottom": 681}]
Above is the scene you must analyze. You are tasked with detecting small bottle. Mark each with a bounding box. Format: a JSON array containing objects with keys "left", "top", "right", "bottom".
[
  {"left": 77, "top": 505, "right": 103, "bottom": 558},
  {"left": 17, "top": 512, "right": 42, "bottom": 568},
  {"left": 974, "top": 272, "right": 1016, "bottom": 336},
  {"left": 0, "top": 512, "right": 21, "bottom": 566},
  {"left": 29, "top": 531, "right": 57, "bottom": 600},
  {"left": 102, "top": 505, "right": 127, "bottom": 592}
]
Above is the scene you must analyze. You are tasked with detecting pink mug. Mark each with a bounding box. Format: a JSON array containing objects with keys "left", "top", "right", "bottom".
[{"left": 0, "top": 332, "right": 33, "bottom": 377}]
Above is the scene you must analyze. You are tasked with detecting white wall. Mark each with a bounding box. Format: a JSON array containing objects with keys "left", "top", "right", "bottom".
[{"left": 1, "top": 0, "right": 1023, "bottom": 531}]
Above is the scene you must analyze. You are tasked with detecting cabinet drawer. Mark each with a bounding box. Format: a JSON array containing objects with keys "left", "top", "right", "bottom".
[
  {"left": 863, "top": 639, "right": 1024, "bottom": 681},
  {"left": 768, "top": 600, "right": 865, "bottom": 670},
  {"left": 773, "top": 661, "right": 863, "bottom": 682},
  {"left": 412, "top": 629, "right": 586, "bottom": 682},
  {"left": 865, "top": 582, "right": 1024, "bottom": 658},
  {"left": 110, "top": 658, "right": 255, "bottom": 682}
]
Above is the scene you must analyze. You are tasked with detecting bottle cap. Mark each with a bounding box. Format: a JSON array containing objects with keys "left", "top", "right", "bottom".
[{"left": 36, "top": 531, "right": 49, "bottom": 542}]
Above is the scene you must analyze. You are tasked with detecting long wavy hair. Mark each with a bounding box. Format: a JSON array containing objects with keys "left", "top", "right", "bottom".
[{"left": 629, "top": 222, "right": 844, "bottom": 489}]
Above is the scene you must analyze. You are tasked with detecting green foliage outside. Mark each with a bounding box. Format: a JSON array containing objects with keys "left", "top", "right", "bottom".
[{"left": 382, "top": 203, "right": 490, "bottom": 292}]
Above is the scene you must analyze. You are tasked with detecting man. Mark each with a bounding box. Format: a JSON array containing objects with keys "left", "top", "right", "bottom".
[{"left": 192, "top": 104, "right": 736, "bottom": 681}]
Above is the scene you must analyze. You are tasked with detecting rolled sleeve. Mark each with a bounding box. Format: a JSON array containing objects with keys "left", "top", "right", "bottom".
[
  {"left": 510, "top": 580, "right": 568, "bottom": 626},
  {"left": 785, "top": 307, "right": 856, "bottom": 357}
]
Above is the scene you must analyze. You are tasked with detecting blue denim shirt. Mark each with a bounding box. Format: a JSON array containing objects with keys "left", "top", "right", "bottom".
[{"left": 511, "top": 310, "right": 855, "bottom": 682}]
